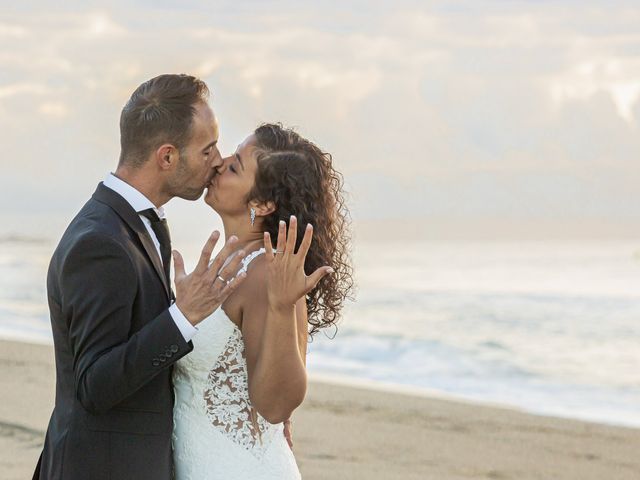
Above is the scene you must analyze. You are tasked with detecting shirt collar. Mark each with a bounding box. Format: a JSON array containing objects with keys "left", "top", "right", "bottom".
[{"left": 103, "top": 173, "right": 166, "bottom": 219}]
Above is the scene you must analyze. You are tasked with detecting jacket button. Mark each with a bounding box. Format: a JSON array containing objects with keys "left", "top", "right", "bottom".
[
  {"left": 152, "top": 360, "right": 160, "bottom": 367},
  {"left": 165, "top": 349, "right": 173, "bottom": 357},
  {"left": 158, "top": 354, "right": 167, "bottom": 362},
  {"left": 170, "top": 344, "right": 179, "bottom": 353}
]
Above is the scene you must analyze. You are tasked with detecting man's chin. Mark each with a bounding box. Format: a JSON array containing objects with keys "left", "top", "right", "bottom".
[{"left": 176, "top": 188, "right": 205, "bottom": 202}]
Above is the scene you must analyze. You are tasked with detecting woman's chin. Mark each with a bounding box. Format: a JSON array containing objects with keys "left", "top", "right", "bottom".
[{"left": 203, "top": 187, "right": 217, "bottom": 209}]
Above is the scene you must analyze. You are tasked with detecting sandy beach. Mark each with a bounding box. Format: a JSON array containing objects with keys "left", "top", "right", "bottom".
[{"left": 2, "top": 339, "right": 639, "bottom": 480}]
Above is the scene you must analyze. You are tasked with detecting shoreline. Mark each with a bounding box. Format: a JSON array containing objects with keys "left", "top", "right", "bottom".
[
  {"left": 308, "top": 372, "right": 640, "bottom": 430},
  {"left": 2, "top": 339, "right": 640, "bottom": 479},
  {"left": 2, "top": 335, "right": 639, "bottom": 431}
]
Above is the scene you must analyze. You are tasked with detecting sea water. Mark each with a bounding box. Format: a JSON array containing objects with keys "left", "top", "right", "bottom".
[{"left": 2, "top": 236, "right": 639, "bottom": 427}]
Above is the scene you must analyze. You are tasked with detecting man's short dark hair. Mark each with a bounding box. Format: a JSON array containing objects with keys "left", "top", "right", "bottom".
[{"left": 118, "top": 74, "right": 210, "bottom": 168}]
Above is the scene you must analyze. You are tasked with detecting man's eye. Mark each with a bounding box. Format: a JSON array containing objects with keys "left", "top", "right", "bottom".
[{"left": 204, "top": 150, "right": 211, "bottom": 156}]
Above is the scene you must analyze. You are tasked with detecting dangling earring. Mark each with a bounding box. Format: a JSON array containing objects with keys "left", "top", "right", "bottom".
[{"left": 250, "top": 207, "right": 256, "bottom": 226}]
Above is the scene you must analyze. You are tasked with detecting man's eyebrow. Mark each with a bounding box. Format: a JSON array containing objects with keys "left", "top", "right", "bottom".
[
  {"left": 202, "top": 140, "right": 217, "bottom": 152},
  {"left": 235, "top": 151, "right": 245, "bottom": 171}
]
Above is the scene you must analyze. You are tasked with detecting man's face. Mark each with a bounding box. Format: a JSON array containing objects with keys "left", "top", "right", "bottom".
[{"left": 169, "top": 102, "right": 221, "bottom": 200}]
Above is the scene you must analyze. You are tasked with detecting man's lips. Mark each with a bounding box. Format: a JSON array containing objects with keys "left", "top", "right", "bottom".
[{"left": 207, "top": 175, "right": 217, "bottom": 189}]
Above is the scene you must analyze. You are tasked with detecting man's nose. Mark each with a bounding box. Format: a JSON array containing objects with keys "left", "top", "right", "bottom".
[
  {"left": 211, "top": 152, "right": 224, "bottom": 169},
  {"left": 216, "top": 155, "right": 233, "bottom": 173}
]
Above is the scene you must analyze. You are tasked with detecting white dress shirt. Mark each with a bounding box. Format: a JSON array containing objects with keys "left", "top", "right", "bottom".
[{"left": 103, "top": 173, "right": 198, "bottom": 342}]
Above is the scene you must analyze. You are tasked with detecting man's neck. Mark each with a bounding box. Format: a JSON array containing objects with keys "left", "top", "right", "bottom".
[{"left": 113, "top": 167, "right": 169, "bottom": 208}]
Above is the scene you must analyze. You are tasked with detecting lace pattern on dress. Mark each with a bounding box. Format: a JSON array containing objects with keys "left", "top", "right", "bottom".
[{"left": 203, "top": 326, "right": 274, "bottom": 457}]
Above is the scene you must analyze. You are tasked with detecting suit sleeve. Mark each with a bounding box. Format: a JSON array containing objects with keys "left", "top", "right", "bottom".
[{"left": 61, "top": 232, "right": 192, "bottom": 413}]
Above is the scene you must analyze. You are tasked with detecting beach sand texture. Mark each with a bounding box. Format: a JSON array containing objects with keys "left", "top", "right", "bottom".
[{"left": 2, "top": 339, "right": 639, "bottom": 480}]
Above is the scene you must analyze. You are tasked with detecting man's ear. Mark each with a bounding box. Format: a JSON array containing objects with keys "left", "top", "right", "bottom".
[
  {"left": 156, "top": 144, "right": 179, "bottom": 170},
  {"left": 250, "top": 200, "right": 276, "bottom": 217}
]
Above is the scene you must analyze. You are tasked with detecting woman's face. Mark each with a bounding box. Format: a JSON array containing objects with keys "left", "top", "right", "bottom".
[{"left": 204, "top": 134, "right": 259, "bottom": 216}]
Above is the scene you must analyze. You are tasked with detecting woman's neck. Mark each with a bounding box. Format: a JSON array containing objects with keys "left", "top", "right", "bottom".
[{"left": 221, "top": 215, "right": 265, "bottom": 253}]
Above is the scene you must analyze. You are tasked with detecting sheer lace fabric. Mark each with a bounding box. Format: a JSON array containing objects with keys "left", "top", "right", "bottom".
[
  {"left": 172, "top": 249, "right": 301, "bottom": 479},
  {"left": 203, "top": 326, "right": 273, "bottom": 457}
]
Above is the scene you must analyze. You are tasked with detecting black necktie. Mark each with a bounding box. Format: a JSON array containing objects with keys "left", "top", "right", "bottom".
[{"left": 140, "top": 208, "right": 172, "bottom": 287}]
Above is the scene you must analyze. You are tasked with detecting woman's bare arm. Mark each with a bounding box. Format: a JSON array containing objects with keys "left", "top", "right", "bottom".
[
  {"left": 241, "top": 217, "right": 329, "bottom": 424},
  {"left": 240, "top": 261, "right": 308, "bottom": 424}
]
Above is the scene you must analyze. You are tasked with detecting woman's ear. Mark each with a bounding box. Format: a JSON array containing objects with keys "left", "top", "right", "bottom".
[{"left": 250, "top": 200, "right": 276, "bottom": 217}]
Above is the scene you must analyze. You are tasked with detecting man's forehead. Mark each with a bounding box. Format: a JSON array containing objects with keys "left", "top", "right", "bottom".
[
  {"left": 211, "top": 113, "right": 219, "bottom": 139},
  {"left": 194, "top": 102, "right": 218, "bottom": 139}
]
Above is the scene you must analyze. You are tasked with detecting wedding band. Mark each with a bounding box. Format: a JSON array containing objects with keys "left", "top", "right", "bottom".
[
  {"left": 275, "top": 250, "right": 284, "bottom": 254},
  {"left": 216, "top": 275, "right": 227, "bottom": 284}
]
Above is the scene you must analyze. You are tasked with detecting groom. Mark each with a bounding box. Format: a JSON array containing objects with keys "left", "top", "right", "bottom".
[{"left": 33, "top": 74, "right": 251, "bottom": 479}]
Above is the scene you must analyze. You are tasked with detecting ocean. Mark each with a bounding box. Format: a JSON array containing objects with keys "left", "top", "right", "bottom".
[{"left": 2, "top": 236, "right": 639, "bottom": 428}]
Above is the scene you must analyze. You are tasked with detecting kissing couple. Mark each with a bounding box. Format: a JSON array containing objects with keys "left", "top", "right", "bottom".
[{"left": 33, "top": 74, "right": 353, "bottom": 479}]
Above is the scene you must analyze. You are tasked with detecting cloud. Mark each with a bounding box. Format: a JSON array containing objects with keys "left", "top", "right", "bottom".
[
  {"left": 39, "top": 101, "right": 69, "bottom": 118},
  {"left": 0, "top": 23, "right": 29, "bottom": 38},
  {"left": 0, "top": 83, "right": 50, "bottom": 98},
  {"left": 1, "top": 1, "right": 640, "bottom": 238}
]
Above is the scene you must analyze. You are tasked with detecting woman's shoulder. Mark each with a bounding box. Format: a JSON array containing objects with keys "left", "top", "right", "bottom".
[
  {"left": 230, "top": 250, "right": 269, "bottom": 302},
  {"left": 222, "top": 250, "right": 268, "bottom": 326},
  {"left": 240, "top": 248, "right": 268, "bottom": 281}
]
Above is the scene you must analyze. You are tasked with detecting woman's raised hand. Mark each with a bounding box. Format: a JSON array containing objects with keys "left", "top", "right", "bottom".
[{"left": 262, "top": 216, "right": 333, "bottom": 311}]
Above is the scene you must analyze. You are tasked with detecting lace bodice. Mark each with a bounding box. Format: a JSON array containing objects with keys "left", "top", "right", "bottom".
[{"left": 172, "top": 249, "right": 301, "bottom": 479}]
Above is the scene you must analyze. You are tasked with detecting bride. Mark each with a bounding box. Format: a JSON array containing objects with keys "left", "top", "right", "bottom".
[{"left": 172, "top": 123, "right": 353, "bottom": 479}]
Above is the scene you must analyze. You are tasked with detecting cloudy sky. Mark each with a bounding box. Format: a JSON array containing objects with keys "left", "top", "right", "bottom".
[{"left": 1, "top": 0, "right": 640, "bottom": 242}]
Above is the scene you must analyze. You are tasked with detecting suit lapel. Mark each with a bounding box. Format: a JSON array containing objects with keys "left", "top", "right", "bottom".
[{"left": 92, "top": 183, "right": 171, "bottom": 300}]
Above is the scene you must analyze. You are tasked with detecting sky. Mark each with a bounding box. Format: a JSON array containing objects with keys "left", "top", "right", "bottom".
[{"left": 1, "top": 0, "right": 640, "bottom": 243}]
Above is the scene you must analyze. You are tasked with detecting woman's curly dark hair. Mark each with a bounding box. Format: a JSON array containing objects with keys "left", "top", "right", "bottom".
[{"left": 247, "top": 123, "right": 354, "bottom": 337}]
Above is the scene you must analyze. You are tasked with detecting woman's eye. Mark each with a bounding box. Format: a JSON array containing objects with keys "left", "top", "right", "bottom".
[{"left": 230, "top": 164, "right": 237, "bottom": 173}]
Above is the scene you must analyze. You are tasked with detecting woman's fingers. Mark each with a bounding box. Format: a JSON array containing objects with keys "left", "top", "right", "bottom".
[
  {"left": 304, "top": 266, "right": 334, "bottom": 295},
  {"left": 285, "top": 215, "right": 297, "bottom": 254},
  {"left": 263, "top": 232, "right": 274, "bottom": 260},
  {"left": 296, "top": 224, "right": 313, "bottom": 258},
  {"left": 276, "top": 220, "right": 286, "bottom": 255}
]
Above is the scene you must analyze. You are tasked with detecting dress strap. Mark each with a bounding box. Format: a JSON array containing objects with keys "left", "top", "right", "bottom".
[{"left": 238, "top": 248, "right": 266, "bottom": 276}]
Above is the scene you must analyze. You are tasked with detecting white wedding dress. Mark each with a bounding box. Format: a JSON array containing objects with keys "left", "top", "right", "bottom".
[{"left": 172, "top": 249, "right": 302, "bottom": 480}]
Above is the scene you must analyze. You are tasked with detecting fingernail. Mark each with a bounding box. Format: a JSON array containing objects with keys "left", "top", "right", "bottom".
[
  {"left": 230, "top": 235, "right": 238, "bottom": 242},
  {"left": 307, "top": 223, "right": 312, "bottom": 230},
  {"left": 327, "top": 267, "right": 335, "bottom": 274},
  {"left": 290, "top": 215, "right": 296, "bottom": 221},
  {"left": 280, "top": 220, "right": 285, "bottom": 227}
]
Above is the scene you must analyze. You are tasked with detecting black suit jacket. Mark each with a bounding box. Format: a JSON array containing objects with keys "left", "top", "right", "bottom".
[{"left": 34, "top": 183, "right": 193, "bottom": 480}]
